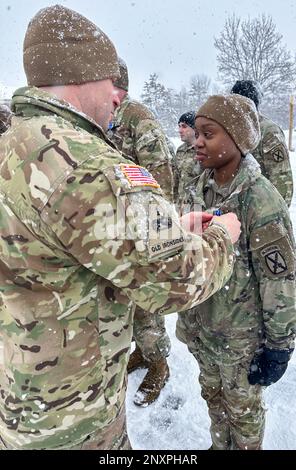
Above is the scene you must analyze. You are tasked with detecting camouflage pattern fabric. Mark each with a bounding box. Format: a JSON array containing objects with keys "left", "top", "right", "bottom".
[
  {"left": 190, "top": 347, "right": 265, "bottom": 450},
  {"left": 108, "top": 95, "right": 174, "bottom": 201},
  {"left": 252, "top": 114, "right": 293, "bottom": 206},
  {"left": 176, "top": 154, "right": 296, "bottom": 449},
  {"left": 0, "top": 86, "right": 234, "bottom": 449},
  {"left": 0, "top": 404, "right": 131, "bottom": 450},
  {"left": 68, "top": 405, "right": 131, "bottom": 450},
  {"left": 108, "top": 94, "right": 174, "bottom": 362},
  {"left": 172, "top": 142, "right": 201, "bottom": 206},
  {"left": 132, "top": 308, "right": 170, "bottom": 362}
]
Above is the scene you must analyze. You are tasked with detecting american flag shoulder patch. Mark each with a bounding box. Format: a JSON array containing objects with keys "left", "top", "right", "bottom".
[{"left": 120, "top": 164, "right": 160, "bottom": 188}]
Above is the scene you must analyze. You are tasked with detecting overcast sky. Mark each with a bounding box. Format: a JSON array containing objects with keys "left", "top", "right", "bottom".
[{"left": 1, "top": 0, "right": 296, "bottom": 98}]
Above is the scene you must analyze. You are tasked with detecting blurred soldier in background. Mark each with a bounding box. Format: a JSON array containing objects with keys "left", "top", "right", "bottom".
[
  {"left": 231, "top": 80, "right": 293, "bottom": 206},
  {"left": 109, "top": 58, "right": 173, "bottom": 407},
  {"left": 173, "top": 111, "right": 202, "bottom": 206}
]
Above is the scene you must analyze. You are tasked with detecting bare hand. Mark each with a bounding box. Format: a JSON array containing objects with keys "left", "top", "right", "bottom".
[
  {"left": 180, "top": 212, "right": 213, "bottom": 235},
  {"left": 212, "top": 213, "right": 241, "bottom": 244}
]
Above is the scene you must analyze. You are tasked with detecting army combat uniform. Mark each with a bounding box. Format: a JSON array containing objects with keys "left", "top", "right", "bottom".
[
  {"left": 176, "top": 154, "right": 296, "bottom": 450},
  {"left": 173, "top": 142, "right": 201, "bottom": 206},
  {"left": 0, "top": 87, "right": 234, "bottom": 449},
  {"left": 253, "top": 114, "right": 293, "bottom": 206},
  {"left": 109, "top": 95, "right": 174, "bottom": 201},
  {"left": 109, "top": 95, "right": 173, "bottom": 369}
]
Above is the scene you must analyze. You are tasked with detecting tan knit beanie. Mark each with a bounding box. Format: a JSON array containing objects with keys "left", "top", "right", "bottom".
[
  {"left": 196, "top": 94, "right": 260, "bottom": 155},
  {"left": 23, "top": 4, "right": 119, "bottom": 86},
  {"left": 113, "top": 57, "right": 129, "bottom": 91}
]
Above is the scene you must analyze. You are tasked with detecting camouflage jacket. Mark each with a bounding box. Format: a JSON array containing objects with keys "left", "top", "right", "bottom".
[
  {"left": 108, "top": 95, "right": 174, "bottom": 200},
  {"left": 176, "top": 154, "right": 296, "bottom": 365},
  {"left": 0, "top": 87, "right": 234, "bottom": 449},
  {"left": 252, "top": 114, "right": 293, "bottom": 206},
  {"left": 173, "top": 142, "right": 201, "bottom": 205}
]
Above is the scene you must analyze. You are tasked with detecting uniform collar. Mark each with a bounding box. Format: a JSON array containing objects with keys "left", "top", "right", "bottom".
[
  {"left": 200, "top": 154, "right": 261, "bottom": 209},
  {"left": 11, "top": 86, "right": 109, "bottom": 142}
]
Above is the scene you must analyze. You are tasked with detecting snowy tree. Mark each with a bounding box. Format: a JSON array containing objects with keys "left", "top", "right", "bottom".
[
  {"left": 141, "top": 74, "right": 178, "bottom": 136},
  {"left": 141, "top": 73, "right": 167, "bottom": 114},
  {"left": 173, "top": 87, "right": 191, "bottom": 116},
  {"left": 188, "top": 74, "right": 211, "bottom": 110},
  {"left": 214, "top": 15, "right": 296, "bottom": 96},
  {"left": 260, "top": 92, "right": 292, "bottom": 129}
]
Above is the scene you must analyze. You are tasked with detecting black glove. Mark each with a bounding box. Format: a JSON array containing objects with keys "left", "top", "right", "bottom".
[{"left": 248, "top": 347, "right": 294, "bottom": 386}]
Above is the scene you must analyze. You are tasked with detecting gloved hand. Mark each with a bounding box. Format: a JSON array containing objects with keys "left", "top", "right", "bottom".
[{"left": 248, "top": 347, "right": 294, "bottom": 386}]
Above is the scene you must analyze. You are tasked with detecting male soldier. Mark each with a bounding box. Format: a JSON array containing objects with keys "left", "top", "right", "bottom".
[
  {"left": 173, "top": 111, "right": 201, "bottom": 206},
  {"left": 177, "top": 94, "right": 296, "bottom": 450},
  {"left": 109, "top": 59, "right": 173, "bottom": 407},
  {"left": 231, "top": 80, "right": 293, "bottom": 206},
  {"left": 0, "top": 5, "right": 240, "bottom": 450},
  {"left": 0, "top": 104, "right": 11, "bottom": 135}
]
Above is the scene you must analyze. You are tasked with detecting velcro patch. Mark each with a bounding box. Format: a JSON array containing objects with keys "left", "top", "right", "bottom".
[
  {"left": 120, "top": 164, "right": 160, "bottom": 189},
  {"left": 152, "top": 213, "right": 173, "bottom": 232},
  {"left": 261, "top": 245, "right": 287, "bottom": 275},
  {"left": 148, "top": 236, "right": 185, "bottom": 259},
  {"left": 250, "top": 222, "right": 295, "bottom": 279},
  {"left": 272, "top": 147, "right": 285, "bottom": 162},
  {"left": 148, "top": 204, "right": 185, "bottom": 259}
]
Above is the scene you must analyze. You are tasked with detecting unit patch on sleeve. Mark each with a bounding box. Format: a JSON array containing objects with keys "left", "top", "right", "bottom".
[
  {"left": 272, "top": 147, "right": 285, "bottom": 162},
  {"left": 120, "top": 164, "right": 160, "bottom": 188},
  {"left": 261, "top": 245, "right": 287, "bottom": 275},
  {"left": 147, "top": 204, "right": 185, "bottom": 260},
  {"left": 250, "top": 221, "right": 295, "bottom": 279}
]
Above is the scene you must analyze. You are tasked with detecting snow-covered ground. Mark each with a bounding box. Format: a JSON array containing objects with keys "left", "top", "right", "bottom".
[{"left": 127, "top": 131, "right": 296, "bottom": 450}]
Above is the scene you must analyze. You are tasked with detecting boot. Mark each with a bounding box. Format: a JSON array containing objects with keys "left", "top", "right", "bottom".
[
  {"left": 133, "top": 357, "right": 170, "bottom": 407},
  {"left": 127, "top": 346, "right": 148, "bottom": 374}
]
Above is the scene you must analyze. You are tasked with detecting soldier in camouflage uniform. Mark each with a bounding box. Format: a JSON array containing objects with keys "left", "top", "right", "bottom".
[
  {"left": 231, "top": 80, "right": 293, "bottom": 206},
  {"left": 173, "top": 111, "right": 201, "bottom": 206},
  {"left": 0, "top": 104, "right": 11, "bottom": 135},
  {"left": 0, "top": 6, "right": 241, "bottom": 450},
  {"left": 176, "top": 94, "right": 296, "bottom": 450},
  {"left": 108, "top": 59, "right": 174, "bottom": 407}
]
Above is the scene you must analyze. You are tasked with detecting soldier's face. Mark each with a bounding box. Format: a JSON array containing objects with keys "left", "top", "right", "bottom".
[
  {"left": 78, "top": 79, "right": 120, "bottom": 130},
  {"left": 194, "top": 117, "right": 241, "bottom": 171},
  {"left": 178, "top": 122, "right": 196, "bottom": 144}
]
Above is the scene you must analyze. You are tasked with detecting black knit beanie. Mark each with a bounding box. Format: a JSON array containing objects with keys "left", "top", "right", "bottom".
[
  {"left": 178, "top": 111, "right": 195, "bottom": 128},
  {"left": 231, "top": 80, "right": 262, "bottom": 109}
]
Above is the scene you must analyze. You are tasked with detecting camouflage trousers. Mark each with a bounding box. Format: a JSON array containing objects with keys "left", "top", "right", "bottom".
[
  {"left": 133, "top": 307, "right": 171, "bottom": 362},
  {"left": 0, "top": 405, "right": 131, "bottom": 450},
  {"left": 190, "top": 346, "right": 265, "bottom": 450},
  {"left": 70, "top": 405, "right": 131, "bottom": 450}
]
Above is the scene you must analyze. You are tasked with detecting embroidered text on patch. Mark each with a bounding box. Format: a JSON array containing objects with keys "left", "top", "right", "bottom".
[{"left": 120, "top": 164, "right": 160, "bottom": 188}]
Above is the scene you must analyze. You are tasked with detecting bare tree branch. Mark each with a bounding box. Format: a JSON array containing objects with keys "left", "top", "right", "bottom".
[{"left": 214, "top": 14, "right": 296, "bottom": 95}]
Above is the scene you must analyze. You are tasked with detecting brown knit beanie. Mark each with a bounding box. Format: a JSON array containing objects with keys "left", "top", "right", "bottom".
[
  {"left": 196, "top": 94, "right": 260, "bottom": 155},
  {"left": 113, "top": 57, "right": 129, "bottom": 91},
  {"left": 23, "top": 4, "right": 119, "bottom": 86}
]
